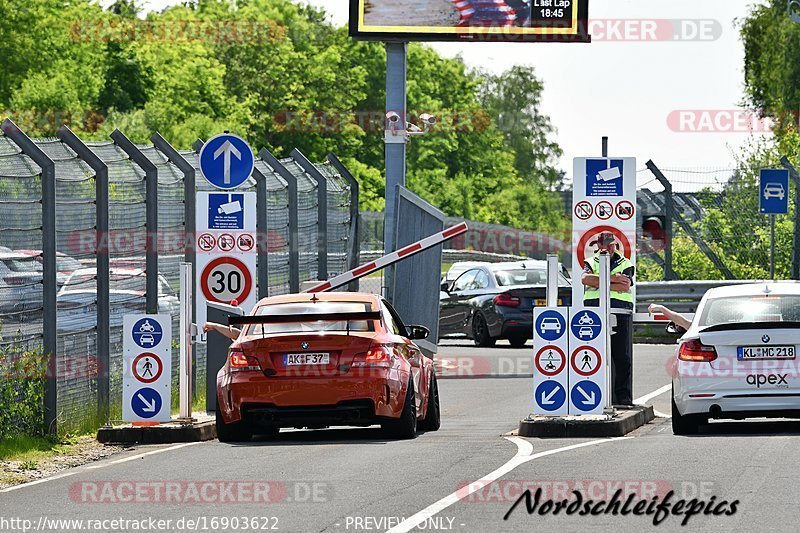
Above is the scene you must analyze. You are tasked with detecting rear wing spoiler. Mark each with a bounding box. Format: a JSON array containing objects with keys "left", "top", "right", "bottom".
[{"left": 229, "top": 311, "right": 382, "bottom": 326}]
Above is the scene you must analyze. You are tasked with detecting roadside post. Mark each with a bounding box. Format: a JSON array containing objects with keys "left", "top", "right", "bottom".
[
  {"left": 546, "top": 254, "right": 559, "bottom": 307},
  {"left": 179, "top": 263, "right": 195, "bottom": 421},
  {"left": 122, "top": 314, "right": 172, "bottom": 424},
  {"left": 196, "top": 133, "right": 258, "bottom": 341},
  {"left": 759, "top": 168, "right": 790, "bottom": 279}
]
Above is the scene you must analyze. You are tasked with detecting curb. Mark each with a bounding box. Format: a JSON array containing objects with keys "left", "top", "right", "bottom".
[
  {"left": 97, "top": 420, "right": 217, "bottom": 444},
  {"left": 518, "top": 405, "right": 655, "bottom": 438}
]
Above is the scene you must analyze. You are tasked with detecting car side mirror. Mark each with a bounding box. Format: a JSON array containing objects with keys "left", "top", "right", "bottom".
[
  {"left": 407, "top": 325, "right": 430, "bottom": 340},
  {"left": 441, "top": 281, "right": 450, "bottom": 292},
  {"left": 665, "top": 322, "right": 686, "bottom": 335}
]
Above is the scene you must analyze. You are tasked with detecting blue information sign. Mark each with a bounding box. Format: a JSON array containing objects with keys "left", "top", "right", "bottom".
[
  {"left": 760, "top": 169, "right": 789, "bottom": 215},
  {"left": 131, "top": 387, "right": 162, "bottom": 419},
  {"left": 535, "top": 381, "right": 567, "bottom": 412},
  {"left": 199, "top": 134, "right": 255, "bottom": 190},
  {"left": 570, "top": 380, "right": 603, "bottom": 412}
]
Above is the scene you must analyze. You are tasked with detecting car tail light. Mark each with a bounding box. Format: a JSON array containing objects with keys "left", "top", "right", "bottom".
[
  {"left": 494, "top": 293, "right": 521, "bottom": 308},
  {"left": 352, "top": 345, "right": 392, "bottom": 368},
  {"left": 229, "top": 347, "right": 261, "bottom": 372},
  {"left": 678, "top": 339, "right": 718, "bottom": 362}
]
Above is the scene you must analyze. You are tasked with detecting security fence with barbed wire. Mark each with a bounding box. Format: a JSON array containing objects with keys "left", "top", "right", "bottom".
[{"left": 0, "top": 119, "right": 358, "bottom": 436}]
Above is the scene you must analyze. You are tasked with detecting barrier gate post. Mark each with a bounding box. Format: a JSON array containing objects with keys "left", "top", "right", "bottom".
[
  {"left": 546, "top": 255, "right": 559, "bottom": 307},
  {"left": 179, "top": 263, "right": 195, "bottom": 421}
]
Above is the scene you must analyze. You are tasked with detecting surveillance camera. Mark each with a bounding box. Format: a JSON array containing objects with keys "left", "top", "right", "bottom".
[
  {"left": 386, "top": 111, "right": 401, "bottom": 124},
  {"left": 419, "top": 113, "right": 437, "bottom": 125},
  {"left": 406, "top": 122, "right": 422, "bottom": 133}
]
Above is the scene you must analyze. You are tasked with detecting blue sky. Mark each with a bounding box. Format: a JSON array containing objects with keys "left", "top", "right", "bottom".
[{"left": 141, "top": 0, "right": 769, "bottom": 177}]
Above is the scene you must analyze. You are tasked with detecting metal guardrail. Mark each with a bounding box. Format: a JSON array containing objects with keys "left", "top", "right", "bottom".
[{"left": 635, "top": 280, "right": 783, "bottom": 315}]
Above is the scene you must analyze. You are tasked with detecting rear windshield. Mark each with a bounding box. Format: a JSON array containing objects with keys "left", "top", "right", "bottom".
[
  {"left": 1, "top": 258, "right": 41, "bottom": 273},
  {"left": 698, "top": 295, "right": 800, "bottom": 327},
  {"left": 494, "top": 269, "right": 548, "bottom": 286},
  {"left": 246, "top": 301, "right": 375, "bottom": 335}
]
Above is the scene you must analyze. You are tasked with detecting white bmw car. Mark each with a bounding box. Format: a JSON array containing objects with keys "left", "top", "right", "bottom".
[{"left": 671, "top": 282, "right": 800, "bottom": 435}]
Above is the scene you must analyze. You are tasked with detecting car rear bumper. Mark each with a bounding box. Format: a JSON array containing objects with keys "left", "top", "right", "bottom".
[
  {"left": 497, "top": 309, "right": 533, "bottom": 338},
  {"left": 218, "top": 371, "right": 406, "bottom": 427},
  {"left": 674, "top": 376, "right": 800, "bottom": 417}
]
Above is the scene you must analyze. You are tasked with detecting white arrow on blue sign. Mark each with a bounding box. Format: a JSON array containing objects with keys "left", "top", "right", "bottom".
[
  {"left": 535, "top": 381, "right": 566, "bottom": 412},
  {"left": 199, "top": 133, "right": 255, "bottom": 190},
  {"left": 570, "top": 380, "right": 603, "bottom": 413},
  {"left": 760, "top": 169, "right": 789, "bottom": 215},
  {"left": 131, "top": 387, "right": 163, "bottom": 419}
]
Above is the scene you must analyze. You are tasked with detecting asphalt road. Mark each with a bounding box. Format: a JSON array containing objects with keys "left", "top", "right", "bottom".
[{"left": 2, "top": 343, "right": 799, "bottom": 532}]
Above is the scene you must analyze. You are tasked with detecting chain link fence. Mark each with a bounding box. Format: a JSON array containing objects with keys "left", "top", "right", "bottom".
[{"left": 0, "top": 120, "right": 357, "bottom": 435}]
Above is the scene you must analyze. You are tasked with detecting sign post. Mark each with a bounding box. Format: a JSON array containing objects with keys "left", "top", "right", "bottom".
[
  {"left": 196, "top": 133, "right": 258, "bottom": 339},
  {"left": 123, "top": 315, "right": 172, "bottom": 424},
  {"left": 760, "top": 169, "right": 790, "bottom": 279}
]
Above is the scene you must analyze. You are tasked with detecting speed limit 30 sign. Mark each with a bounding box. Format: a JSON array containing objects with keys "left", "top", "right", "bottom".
[{"left": 201, "top": 256, "right": 253, "bottom": 304}]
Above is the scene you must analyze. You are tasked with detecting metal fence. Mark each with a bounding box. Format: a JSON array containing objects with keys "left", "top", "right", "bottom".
[{"left": 0, "top": 118, "right": 358, "bottom": 434}]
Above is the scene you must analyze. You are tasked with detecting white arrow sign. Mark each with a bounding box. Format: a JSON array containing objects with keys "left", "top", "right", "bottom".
[
  {"left": 137, "top": 393, "right": 157, "bottom": 413},
  {"left": 214, "top": 140, "right": 242, "bottom": 185},
  {"left": 576, "top": 386, "right": 596, "bottom": 405},
  {"left": 541, "top": 386, "right": 560, "bottom": 406}
]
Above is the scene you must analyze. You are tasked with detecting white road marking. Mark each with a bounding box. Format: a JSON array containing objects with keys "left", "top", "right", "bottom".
[
  {"left": 385, "top": 436, "right": 630, "bottom": 533},
  {"left": 634, "top": 384, "right": 671, "bottom": 405},
  {"left": 0, "top": 442, "right": 200, "bottom": 493},
  {"left": 653, "top": 410, "right": 671, "bottom": 418}
]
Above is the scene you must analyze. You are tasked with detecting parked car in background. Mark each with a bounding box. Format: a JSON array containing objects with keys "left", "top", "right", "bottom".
[
  {"left": 0, "top": 252, "right": 44, "bottom": 318},
  {"left": 57, "top": 268, "right": 179, "bottom": 334},
  {"left": 439, "top": 261, "right": 571, "bottom": 348},
  {"left": 442, "top": 261, "right": 489, "bottom": 285},
  {"left": 16, "top": 250, "right": 84, "bottom": 277}
]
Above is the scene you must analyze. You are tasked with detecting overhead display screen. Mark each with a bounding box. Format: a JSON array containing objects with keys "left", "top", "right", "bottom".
[{"left": 350, "top": 0, "right": 590, "bottom": 43}]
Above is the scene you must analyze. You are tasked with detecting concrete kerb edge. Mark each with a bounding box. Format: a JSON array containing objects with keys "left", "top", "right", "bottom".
[{"left": 517, "top": 405, "right": 655, "bottom": 438}]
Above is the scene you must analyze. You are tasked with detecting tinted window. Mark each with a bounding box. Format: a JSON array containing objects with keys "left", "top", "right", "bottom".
[
  {"left": 246, "top": 301, "right": 374, "bottom": 335},
  {"left": 494, "top": 268, "right": 547, "bottom": 286},
  {"left": 382, "top": 300, "right": 407, "bottom": 335},
  {"left": 452, "top": 270, "right": 478, "bottom": 292},
  {"left": 699, "top": 295, "right": 800, "bottom": 327}
]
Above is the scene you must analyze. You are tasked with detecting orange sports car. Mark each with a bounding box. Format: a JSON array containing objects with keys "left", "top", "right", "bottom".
[{"left": 215, "top": 292, "right": 441, "bottom": 441}]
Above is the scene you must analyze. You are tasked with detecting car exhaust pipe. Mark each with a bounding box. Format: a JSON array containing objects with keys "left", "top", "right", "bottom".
[{"left": 709, "top": 404, "right": 722, "bottom": 418}]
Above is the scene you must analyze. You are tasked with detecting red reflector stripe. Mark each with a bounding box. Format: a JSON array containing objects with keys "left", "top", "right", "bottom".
[
  {"left": 442, "top": 223, "right": 467, "bottom": 238},
  {"left": 398, "top": 243, "right": 422, "bottom": 258},
  {"left": 309, "top": 282, "right": 331, "bottom": 293},
  {"left": 353, "top": 263, "right": 377, "bottom": 277}
]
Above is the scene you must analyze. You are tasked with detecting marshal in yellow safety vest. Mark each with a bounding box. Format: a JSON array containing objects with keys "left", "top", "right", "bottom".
[{"left": 581, "top": 232, "right": 635, "bottom": 310}]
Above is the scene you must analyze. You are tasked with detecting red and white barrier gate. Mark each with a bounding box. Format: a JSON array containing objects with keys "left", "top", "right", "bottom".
[{"left": 305, "top": 222, "right": 469, "bottom": 293}]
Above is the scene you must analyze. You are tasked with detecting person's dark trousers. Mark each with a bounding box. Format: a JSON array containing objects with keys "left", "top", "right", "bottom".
[{"left": 610, "top": 312, "right": 633, "bottom": 405}]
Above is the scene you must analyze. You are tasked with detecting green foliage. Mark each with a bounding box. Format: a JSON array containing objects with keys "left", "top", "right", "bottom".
[
  {"left": 0, "top": 0, "right": 566, "bottom": 232},
  {"left": 0, "top": 344, "right": 47, "bottom": 439}
]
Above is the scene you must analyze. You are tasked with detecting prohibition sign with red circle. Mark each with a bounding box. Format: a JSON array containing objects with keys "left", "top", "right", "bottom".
[
  {"left": 535, "top": 345, "right": 567, "bottom": 377},
  {"left": 577, "top": 225, "right": 633, "bottom": 267},
  {"left": 197, "top": 233, "right": 216, "bottom": 252},
  {"left": 132, "top": 352, "right": 163, "bottom": 383},
  {"left": 237, "top": 233, "right": 255, "bottom": 252},
  {"left": 596, "top": 201, "right": 613, "bottom": 220},
  {"left": 201, "top": 256, "right": 253, "bottom": 304},
  {"left": 616, "top": 200, "right": 635, "bottom": 221},
  {"left": 574, "top": 201, "right": 593, "bottom": 221},
  {"left": 571, "top": 345, "right": 602, "bottom": 376},
  {"left": 218, "top": 233, "right": 236, "bottom": 252}
]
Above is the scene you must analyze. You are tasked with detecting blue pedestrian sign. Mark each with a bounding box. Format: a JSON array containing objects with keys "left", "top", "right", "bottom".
[
  {"left": 760, "top": 169, "right": 789, "bottom": 215},
  {"left": 132, "top": 317, "right": 163, "bottom": 349},
  {"left": 535, "top": 381, "right": 566, "bottom": 412},
  {"left": 570, "top": 310, "right": 602, "bottom": 341},
  {"left": 199, "top": 133, "right": 255, "bottom": 190},
  {"left": 570, "top": 380, "right": 603, "bottom": 413},
  {"left": 131, "top": 387, "right": 163, "bottom": 419},
  {"left": 535, "top": 310, "right": 566, "bottom": 342}
]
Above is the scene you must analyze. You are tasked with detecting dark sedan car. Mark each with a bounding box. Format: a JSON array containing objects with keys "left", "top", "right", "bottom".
[{"left": 439, "top": 261, "right": 571, "bottom": 347}]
